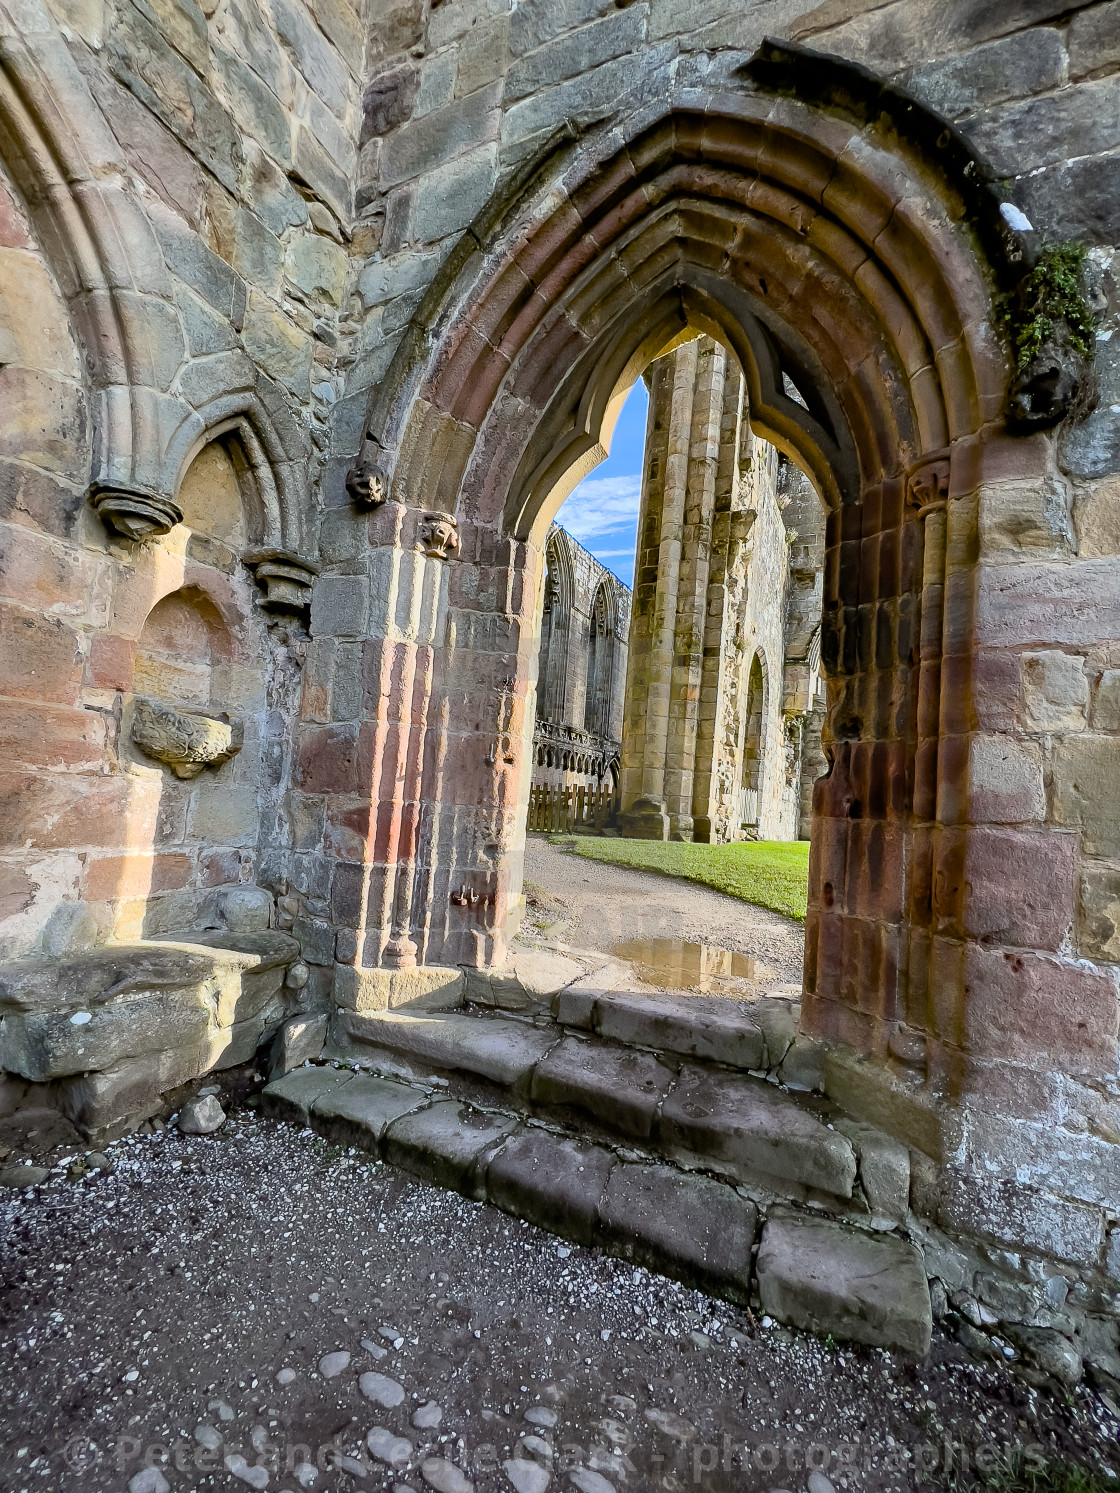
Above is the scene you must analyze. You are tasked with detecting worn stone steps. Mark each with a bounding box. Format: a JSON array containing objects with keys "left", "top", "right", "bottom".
[
  {"left": 261, "top": 1065, "right": 932, "bottom": 1356},
  {"left": 331, "top": 1006, "right": 864, "bottom": 1204}
]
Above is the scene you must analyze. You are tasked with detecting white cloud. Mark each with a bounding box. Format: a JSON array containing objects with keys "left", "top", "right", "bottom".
[{"left": 555, "top": 474, "right": 642, "bottom": 544}]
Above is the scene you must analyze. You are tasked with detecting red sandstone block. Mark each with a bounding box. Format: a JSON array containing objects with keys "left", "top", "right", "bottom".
[
  {"left": 82, "top": 851, "right": 194, "bottom": 902},
  {"left": 87, "top": 633, "right": 136, "bottom": 693},
  {"left": 0, "top": 604, "right": 83, "bottom": 705},
  {"left": 324, "top": 800, "right": 375, "bottom": 863},
  {"left": 293, "top": 723, "right": 367, "bottom": 796},
  {"left": 0, "top": 771, "right": 152, "bottom": 852},
  {"left": 927, "top": 935, "right": 967, "bottom": 1047},
  {"left": 200, "top": 848, "right": 244, "bottom": 887},
  {"left": 962, "top": 826, "right": 1077, "bottom": 952},
  {"left": 930, "top": 827, "right": 967, "bottom": 932},
  {"left": 0, "top": 177, "right": 32, "bottom": 248},
  {"left": 0, "top": 698, "right": 106, "bottom": 772},
  {"left": 962, "top": 945, "right": 1119, "bottom": 1074}
]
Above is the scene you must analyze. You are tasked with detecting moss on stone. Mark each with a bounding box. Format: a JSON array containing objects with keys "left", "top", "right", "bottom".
[{"left": 1001, "top": 242, "right": 1096, "bottom": 372}]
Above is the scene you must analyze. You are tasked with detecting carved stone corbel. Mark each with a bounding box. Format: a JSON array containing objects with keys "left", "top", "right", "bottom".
[
  {"left": 906, "top": 458, "right": 949, "bottom": 518},
  {"left": 131, "top": 698, "right": 242, "bottom": 779},
  {"left": 345, "top": 459, "right": 390, "bottom": 511},
  {"left": 91, "top": 488, "right": 182, "bottom": 543},
  {"left": 418, "top": 512, "right": 460, "bottom": 561},
  {"left": 243, "top": 549, "right": 319, "bottom": 615}
]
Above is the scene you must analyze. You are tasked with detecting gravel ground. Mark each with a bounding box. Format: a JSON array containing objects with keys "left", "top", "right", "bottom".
[
  {"left": 2, "top": 1110, "right": 1119, "bottom": 1493},
  {"left": 522, "top": 838, "right": 805, "bottom": 986}
]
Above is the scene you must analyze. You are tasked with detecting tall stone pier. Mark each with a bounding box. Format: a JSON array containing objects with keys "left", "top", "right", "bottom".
[{"left": 619, "top": 336, "right": 813, "bottom": 842}]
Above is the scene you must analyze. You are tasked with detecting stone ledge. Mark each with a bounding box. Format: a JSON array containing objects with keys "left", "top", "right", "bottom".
[{"left": 333, "top": 964, "right": 465, "bottom": 1014}]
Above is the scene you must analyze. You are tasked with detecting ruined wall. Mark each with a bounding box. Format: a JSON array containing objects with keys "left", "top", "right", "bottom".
[
  {"left": 530, "top": 523, "right": 630, "bottom": 791},
  {"left": 0, "top": 0, "right": 1119, "bottom": 1330}
]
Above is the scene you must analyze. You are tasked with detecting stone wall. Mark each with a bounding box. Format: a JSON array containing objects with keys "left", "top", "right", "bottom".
[
  {"left": 0, "top": 0, "right": 1118, "bottom": 1318},
  {"left": 531, "top": 522, "right": 629, "bottom": 791}
]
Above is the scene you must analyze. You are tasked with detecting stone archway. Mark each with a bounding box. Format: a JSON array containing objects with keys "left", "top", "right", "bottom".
[{"left": 323, "top": 52, "right": 1106, "bottom": 1156}]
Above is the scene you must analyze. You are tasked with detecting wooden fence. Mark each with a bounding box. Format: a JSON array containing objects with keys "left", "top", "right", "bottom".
[{"left": 527, "top": 783, "right": 617, "bottom": 834}]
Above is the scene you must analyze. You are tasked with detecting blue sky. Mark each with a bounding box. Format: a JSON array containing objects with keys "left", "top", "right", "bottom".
[{"left": 553, "top": 378, "right": 648, "bottom": 588}]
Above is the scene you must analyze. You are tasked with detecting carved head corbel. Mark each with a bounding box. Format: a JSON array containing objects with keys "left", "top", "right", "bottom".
[
  {"left": 345, "top": 459, "right": 391, "bottom": 511},
  {"left": 418, "top": 512, "right": 460, "bottom": 561}
]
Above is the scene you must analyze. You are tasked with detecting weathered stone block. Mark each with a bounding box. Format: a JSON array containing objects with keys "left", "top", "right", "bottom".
[
  {"left": 284, "top": 233, "right": 348, "bottom": 306},
  {"left": 596, "top": 1163, "right": 757, "bottom": 1304},
  {"left": 978, "top": 479, "right": 1073, "bottom": 557},
  {"left": 310, "top": 1072, "right": 427, "bottom": 1151},
  {"left": 241, "top": 292, "right": 312, "bottom": 397},
  {"left": 1092, "top": 670, "right": 1120, "bottom": 731},
  {"left": 1078, "top": 864, "right": 1120, "bottom": 963},
  {"left": 961, "top": 826, "right": 1077, "bottom": 951},
  {"left": 1069, "top": 0, "right": 1120, "bottom": 80},
  {"left": 333, "top": 964, "right": 464, "bottom": 1014},
  {"left": 958, "top": 945, "right": 1118, "bottom": 1073},
  {"left": 381, "top": 84, "right": 500, "bottom": 188},
  {"left": 977, "top": 558, "right": 1120, "bottom": 651},
  {"left": 657, "top": 1066, "right": 857, "bottom": 1198},
  {"left": 267, "top": 0, "right": 350, "bottom": 116},
  {"left": 261, "top": 1063, "right": 354, "bottom": 1123},
  {"left": 1075, "top": 477, "right": 1120, "bottom": 559},
  {"left": 268, "top": 1014, "right": 329, "bottom": 1078},
  {"left": 777, "top": 1036, "right": 827, "bottom": 1093},
  {"left": 486, "top": 1128, "right": 614, "bottom": 1245},
  {"left": 505, "top": 7, "right": 645, "bottom": 101},
  {"left": 967, "top": 734, "right": 1045, "bottom": 824},
  {"left": 824, "top": 1049, "right": 945, "bottom": 1162},
  {"left": 509, "top": 0, "right": 611, "bottom": 56},
  {"left": 383, "top": 1100, "right": 518, "bottom": 1199},
  {"left": 455, "top": 13, "right": 508, "bottom": 96},
  {"left": 756, "top": 1216, "right": 932, "bottom": 1357},
  {"left": 1052, "top": 737, "right": 1120, "bottom": 857},
  {"left": 594, "top": 991, "right": 767, "bottom": 1071},
  {"left": 1021, "top": 651, "right": 1089, "bottom": 733},
  {"left": 57, "top": 1044, "right": 202, "bottom": 1133},
  {"left": 938, "top": 1171, "right": 1104, "bottom": 1267},
  {"left": 337, "top": 1009, "right": 558, "bottom": 1091},
  {"left": 407, "top": 143, "right": 498, "bottom": 244},
  {"left": 472, "top": 945, "right": 585, "bottom": 1013},
  {"left": 904, "top": 27, "right": 1065, "bottom": 120},
  {"left": 0, "top": 986, "right": 211, "bottom": 1082},
  {"left": 311, "top": 574, "right": 371, "bottom": 638},
  {"left": 968, "top": 75, "right": 1120, "bottom": 178},
  {"left": 835, "top": 1119, "right": 910, "bottom": 1221},
  {"left": 530, "top": 1036, "right": 675, "bottom": 1139}
]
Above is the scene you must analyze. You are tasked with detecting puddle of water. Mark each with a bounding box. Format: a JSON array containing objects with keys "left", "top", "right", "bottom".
[{"left": 611, "top": 936, "right": 775, "bottom": 995}]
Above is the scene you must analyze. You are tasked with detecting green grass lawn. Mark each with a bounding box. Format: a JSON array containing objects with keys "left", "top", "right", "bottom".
[{"left": 554, "top": 835, "right": 811, "bottom": 921}]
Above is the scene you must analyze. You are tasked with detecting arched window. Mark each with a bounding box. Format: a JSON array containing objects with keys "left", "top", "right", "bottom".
[
  {"left": 741, "top": 652, "right": 767, "bottom": 829},
  {"left": 537, "top": 534, "right": 571, "bottom": 724},
  {"left": 585, "top": 581, "right": 615, "bottom": 740}
]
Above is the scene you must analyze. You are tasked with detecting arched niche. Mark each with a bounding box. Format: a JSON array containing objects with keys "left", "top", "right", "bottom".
[{"left": 176, "top": 439, "right": 249, "bottom": 553}]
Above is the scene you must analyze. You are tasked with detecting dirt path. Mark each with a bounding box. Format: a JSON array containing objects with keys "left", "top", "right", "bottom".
[
  {"left": 3, "top": 1117, "right": 1117, "bottom": 1493},
  {"left": 522, "top": 836, "right": 806, "bottom": 986}
]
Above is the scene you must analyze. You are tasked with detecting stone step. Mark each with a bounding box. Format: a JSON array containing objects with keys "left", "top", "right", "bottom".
[
  {"left": 335, "top": 1010, "right": 560, "bottom": 1093},
  {"left": 332, "top": 1008, "right": 860, "bottom": 1202},
  {"left": 260, "top": 1065, "right": 931, "bottom": 1354},
  {"left": 756, "top": 1213, "right": 932, "bottom": 1357},
  {"left": 658, "top": 1065, "right": 856, "bottom": 1198}
]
